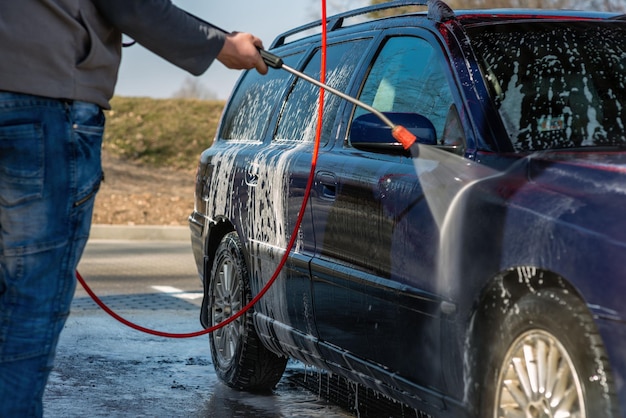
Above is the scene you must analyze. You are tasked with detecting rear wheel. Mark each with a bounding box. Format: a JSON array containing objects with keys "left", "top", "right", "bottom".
[
  {"left": 208, "top": 232, "right": 287, "bottom": 391},
  {"left": 477, "top": 289, "right": 620, "bottom": 417}
]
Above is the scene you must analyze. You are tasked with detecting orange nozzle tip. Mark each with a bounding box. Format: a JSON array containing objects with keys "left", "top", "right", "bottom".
[{"left": 392, "top": 126, "right": 417, "bottom": 149}]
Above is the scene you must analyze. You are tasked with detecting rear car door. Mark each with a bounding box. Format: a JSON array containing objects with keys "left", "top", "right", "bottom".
[
  {"left": 245, "top": 38, "right": 372, "bottom": 345},
  {"left": 207, "top": 50, "right": 315, "bottom": 343}
]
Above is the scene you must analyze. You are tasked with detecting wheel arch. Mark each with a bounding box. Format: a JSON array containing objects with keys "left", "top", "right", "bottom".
[
  {"left": 203, "top": 217, "right": 236, "bottom": 283},
  {"left": 199, "top": 217, "right": 236, "bottom": 329},
  {"left": 479, "top": 266, "right": 584, "bottom": 316},
  {"left": 461, "top": 266, "right": 592, "bottom": 412}
]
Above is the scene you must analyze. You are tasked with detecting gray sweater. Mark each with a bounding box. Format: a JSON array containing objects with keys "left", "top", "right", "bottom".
[{"left": 0, "top": 0, "right": 226, "bottom": 109}]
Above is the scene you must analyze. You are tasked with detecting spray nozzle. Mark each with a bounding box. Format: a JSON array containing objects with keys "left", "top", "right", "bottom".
[{"left": 392, "top": 125, "right": 417, "bottom": 150}]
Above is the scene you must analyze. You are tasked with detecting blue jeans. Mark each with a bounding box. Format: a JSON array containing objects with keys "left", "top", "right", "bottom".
[{"left": 0, "top": 93, "right": 103, "bottom": 417}]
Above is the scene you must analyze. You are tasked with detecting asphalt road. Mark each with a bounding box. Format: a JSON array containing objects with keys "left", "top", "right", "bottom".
[{"left": 42, "top": 238, "right": 353, "bottom": 418}]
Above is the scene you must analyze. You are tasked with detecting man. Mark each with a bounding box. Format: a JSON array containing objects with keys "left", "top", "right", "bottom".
[{"left": 0, "top": 1, "right": 267, "bottom": 416}]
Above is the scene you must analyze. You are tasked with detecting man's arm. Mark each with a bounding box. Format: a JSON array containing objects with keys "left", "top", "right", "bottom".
[{"left": 92, "top": 0, "right": 266, "bottom": 75}]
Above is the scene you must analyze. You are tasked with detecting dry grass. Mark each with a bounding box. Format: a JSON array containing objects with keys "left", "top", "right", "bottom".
[
  {"left": 104, "top": 96, "right": 225, "bottom": 170},
  {"left": 93, "top": 97, "right": 225, "bottom": 225}
]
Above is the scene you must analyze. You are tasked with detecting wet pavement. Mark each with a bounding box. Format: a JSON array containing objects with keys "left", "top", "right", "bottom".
[{"left": 43, "top": 238, "right": 353, "bottom": 418}]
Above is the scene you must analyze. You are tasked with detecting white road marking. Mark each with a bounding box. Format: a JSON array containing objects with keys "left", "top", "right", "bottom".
[{"left": 151, "top": 285, "right": 203, "bottom": 300}]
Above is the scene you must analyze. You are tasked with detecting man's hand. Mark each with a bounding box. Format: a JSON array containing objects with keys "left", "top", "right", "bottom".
[{"left": 217, "top": 32, "right": 268, "bottom": 75}]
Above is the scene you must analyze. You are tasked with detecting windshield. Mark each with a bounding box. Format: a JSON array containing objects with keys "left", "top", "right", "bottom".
[{"left": 467, "top": 21, "right": 626, "bottom": 152}]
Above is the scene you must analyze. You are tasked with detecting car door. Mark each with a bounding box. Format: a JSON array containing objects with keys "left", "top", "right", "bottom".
[
  {"left": 310, "top": 32, "right": 468, "bottom": 391},
  {"left": 247, "top": 38, "right": 372, "bottom": 350}
]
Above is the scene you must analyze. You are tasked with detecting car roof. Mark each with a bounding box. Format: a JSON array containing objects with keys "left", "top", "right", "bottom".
[{"left": 270, "top": 0, "right": 624, "bottom": 49}]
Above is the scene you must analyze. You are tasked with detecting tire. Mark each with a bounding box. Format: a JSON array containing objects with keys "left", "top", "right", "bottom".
[
  {"left": 477, "top": 289, "right": 620, "bottom": 418},
  {"left": 208, "top": 231, "right": 287, "bottom": 391}
]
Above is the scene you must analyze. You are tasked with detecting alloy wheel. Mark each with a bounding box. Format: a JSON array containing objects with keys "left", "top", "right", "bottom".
[
  {"left": 495, "top": 329, "right": 585, "bottom": 418},
  {"left": 211, "top": 258, "right": 243, "bottom": 367}
]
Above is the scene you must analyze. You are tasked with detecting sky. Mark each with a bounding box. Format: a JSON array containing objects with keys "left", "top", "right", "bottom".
[{"left": 115, "top": 1, "right": 361, "bottom": 100}]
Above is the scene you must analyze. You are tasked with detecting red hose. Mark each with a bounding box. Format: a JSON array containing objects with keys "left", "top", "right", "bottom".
[{"left": 76, "top": 1, "right": 329, "bottom": 339}]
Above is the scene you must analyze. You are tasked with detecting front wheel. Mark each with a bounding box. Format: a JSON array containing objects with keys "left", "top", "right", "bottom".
[
  {"left": 477, "top": 289, "right": 620, "bottom": 417},
  {"left": 208, "top": 232, "right": 287, "bottom": 391}
]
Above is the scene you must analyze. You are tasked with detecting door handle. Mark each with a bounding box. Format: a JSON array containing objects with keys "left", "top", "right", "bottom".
[
  {"left": 315, "top": 171, "right": 337, "bottom": 200},
  {"left": 245, "top": 162, "right": 259, "bottom": 186}
]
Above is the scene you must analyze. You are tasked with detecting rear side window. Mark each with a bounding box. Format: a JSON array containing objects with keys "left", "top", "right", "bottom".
[
  {"left": 220, "top": 53, "right": 303, "bottom": 140},
  {"left": 274, "top": 39, "right": 369, "bottom": 143}
]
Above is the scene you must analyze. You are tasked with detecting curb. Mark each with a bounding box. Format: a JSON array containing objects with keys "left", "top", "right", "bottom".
[{"left": 89, "top": 224, "right": 189, "bottom": 241}]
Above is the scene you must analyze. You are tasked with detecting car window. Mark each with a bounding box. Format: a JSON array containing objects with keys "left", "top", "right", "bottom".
[
  {"left": 220, "top": 53, "right": 302, "bottom": 141},
  {"left": 467, "top": 22, "right": 626, "bottom": 152},
  {"left": 351, "top": 36, "right": 455, "bottom": 143},
  {"left": 274, "top": 39, "right": 369, "bottom": 144}
]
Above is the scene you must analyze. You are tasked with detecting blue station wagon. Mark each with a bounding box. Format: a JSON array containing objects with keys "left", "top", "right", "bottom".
[{"left": 189, "top": 1, "right": 626, "bottom": 416}]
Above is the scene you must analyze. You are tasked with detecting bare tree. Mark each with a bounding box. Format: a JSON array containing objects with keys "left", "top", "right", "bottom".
[{"left": 172, "top": 77, "right": 218, "bottom": 100}]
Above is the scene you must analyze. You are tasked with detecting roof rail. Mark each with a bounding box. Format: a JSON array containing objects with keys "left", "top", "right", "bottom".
[{"left": 270, "top": 0, "right": 455, "bottom": 48}]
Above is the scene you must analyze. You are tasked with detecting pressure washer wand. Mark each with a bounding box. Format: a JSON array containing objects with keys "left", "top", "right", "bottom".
[{"left": 259, "top": 49, "right": 417, "bottom": 149}]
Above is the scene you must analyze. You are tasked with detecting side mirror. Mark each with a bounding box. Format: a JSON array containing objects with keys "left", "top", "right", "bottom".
[{"left": 350, "top": 112, "right": 437, "bottom": 154}]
